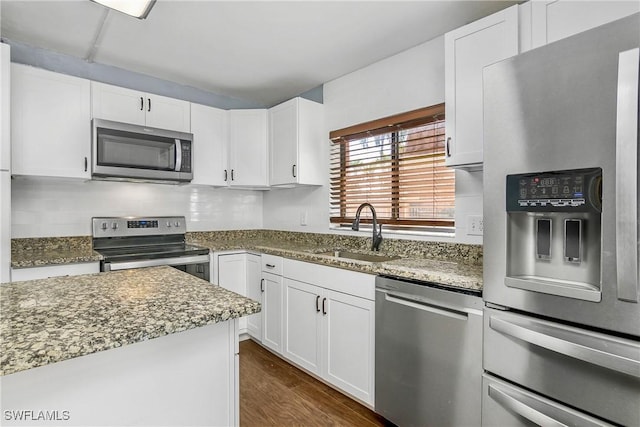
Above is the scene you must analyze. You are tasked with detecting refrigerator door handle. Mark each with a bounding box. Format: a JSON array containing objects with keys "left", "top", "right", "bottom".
[
  {"left": 615, "top": 47, "right": 639, "bottom": 303},
  {"left": 487, "top": 383, "right": 606, "bottom": 427},
  {"left": 490, "top": 316, "right": 640, "bottom": 378}
]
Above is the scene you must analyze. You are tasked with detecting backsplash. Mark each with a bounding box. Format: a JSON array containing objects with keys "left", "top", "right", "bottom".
[{"left": 11, "top": 177, "right": 264, "bottom": 238}]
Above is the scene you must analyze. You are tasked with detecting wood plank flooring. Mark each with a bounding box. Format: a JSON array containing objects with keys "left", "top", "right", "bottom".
[{"left": 239, "top": 339, "right": 389, "bottom": 427}]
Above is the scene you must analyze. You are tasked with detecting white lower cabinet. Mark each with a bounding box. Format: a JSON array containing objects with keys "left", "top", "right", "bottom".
[
  {"left": 283, "top": 278, "right": 323, "bottom": 374},
  {"left": 322, "top": 289, "right": 374, "bottom": 405},
  {"left": 10, "top": 262, "right": 100, "bottom": 282},
  {"left": 245, "top": 254, "right": 262, "bottom": 340},
  {"left": 215, "top": 252, "right": 248, "bottom": 334},
  {"left": 261, "top": 271, "right": 283, "bottom": 354},
  {"left": 282, "top": 259, "right": 375, "bottom": 407}
]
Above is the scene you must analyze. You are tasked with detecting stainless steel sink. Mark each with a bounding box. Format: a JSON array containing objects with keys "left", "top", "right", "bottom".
[{"left": 317, "top": 250, "right": 401, "bottom": 263}]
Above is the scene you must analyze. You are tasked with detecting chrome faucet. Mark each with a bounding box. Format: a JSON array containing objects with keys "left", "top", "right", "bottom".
[{"left": 351, "top": 203, "right": 383, "bottom": 251}]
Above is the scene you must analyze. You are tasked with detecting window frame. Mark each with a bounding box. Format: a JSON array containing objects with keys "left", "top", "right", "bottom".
[{"left": 329, "top": 103, "right": 454, "bottom": 231}]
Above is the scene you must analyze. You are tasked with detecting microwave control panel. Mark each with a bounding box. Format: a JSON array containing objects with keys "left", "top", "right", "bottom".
[
  {"left": 506, "top": 167, "right": 602, "bottom": 212},
  {"left": 180, "top": 141, "right": 192, "bottom": 173}
]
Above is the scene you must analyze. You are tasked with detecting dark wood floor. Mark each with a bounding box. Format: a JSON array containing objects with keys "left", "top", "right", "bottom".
[{"left": 239, "top": 339, "right": 388, "bottom": 426}]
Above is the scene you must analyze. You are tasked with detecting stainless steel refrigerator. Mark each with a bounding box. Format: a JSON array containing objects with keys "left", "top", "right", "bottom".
[{"left": 483, "top": 13, "right": 639, "bottom": 426}]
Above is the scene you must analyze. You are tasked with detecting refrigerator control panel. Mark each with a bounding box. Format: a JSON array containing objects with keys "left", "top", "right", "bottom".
[{"left": 506, "top": 168, "right": 602, "bottom": 212}]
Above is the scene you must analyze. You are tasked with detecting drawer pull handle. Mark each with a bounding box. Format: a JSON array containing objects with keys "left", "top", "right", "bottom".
[
  {"left": 265, "top": 263, "right": 275, "bottom": 269},
  {"left": 322, "top": 297, "right": 327, "bottom": 315},
  {"left": 490, "top": 316, "right": 640, "bottom": 378},
  {"left": 315, "top": 295, "right": 320, "bottom": 312}
]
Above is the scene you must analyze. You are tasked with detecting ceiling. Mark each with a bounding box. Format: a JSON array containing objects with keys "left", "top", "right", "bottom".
[{"left": 1, "top": 1, "right": 518, "bottom": 107}]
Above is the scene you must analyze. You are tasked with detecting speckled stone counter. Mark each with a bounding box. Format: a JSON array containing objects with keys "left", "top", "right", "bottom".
[
  {"left": 0, "top": 266, "right": 261, "bottom": 376},
  {"left": 11, "top": 236, "right": 102, "bottom": 268},
  {"left": 10, "top": 230, "right": 483, "bottom": 292},
  {"left": 187, "top": 230, "right": 483, "bottom": 291}
]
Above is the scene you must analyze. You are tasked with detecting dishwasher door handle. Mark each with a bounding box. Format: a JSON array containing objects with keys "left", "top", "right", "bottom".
[{"left": 384, "top": 292, "right": 468, "bottom": 321}]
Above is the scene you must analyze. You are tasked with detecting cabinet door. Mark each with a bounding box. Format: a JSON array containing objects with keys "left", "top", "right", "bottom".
[
  {"left": 227, "top": 109, "right": 268, "bottom": 188},
  {"left": 245, "top": 254, "right": 262, "bottom": 341},
  {"left": 190, "top": 103, "right": 228, "bottom": 186},
  {"left": 322, "top": 290, "right": 375, "bottom": 406},
  {"left": 91, "top": 81, "right": 145, "bottom": 126},
  {"left": 444, "top": 5, "right": 519, "bottom": 169},
  {"left": 261, "top": 271, "right": 283, "bottom": 354},
  {"left": 217, "top": 253, "right": 247, "bottom": 333},
  {"left": 12, "top": 65, "right": 91, "bottom": 178},
  {"left": 283, "top": 278, "right": 322, "bottom": 375},
  {"left": 269, "top": 98, "right": 298, "bottom": 186},
  {"left": 531, "top": 0, "right": 639, "bottom": 49},
  {"left": 1, "top": 43, "right": 10, "bottom": 171},
  {"left": 145, "top": 93, "right": 191, "bottom": 133}
]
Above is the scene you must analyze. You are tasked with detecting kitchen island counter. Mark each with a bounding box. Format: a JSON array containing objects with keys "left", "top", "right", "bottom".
[{"left": 0, "top": 266, "right": 260, "bottom": 376}]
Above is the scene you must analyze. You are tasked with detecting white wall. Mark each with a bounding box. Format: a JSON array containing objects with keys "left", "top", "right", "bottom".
[
  {"left": 11, "top": 178, "right": 263, "bottom": 237},
  {"left": 263, "top": 35, "right": 483, "bottom": 244}
]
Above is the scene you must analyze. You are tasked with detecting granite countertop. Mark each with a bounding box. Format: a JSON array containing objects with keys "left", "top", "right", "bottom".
[
  {"left": 11, "top": 247, "right": 103, "bottom": 268},
  {"left": 11, "top": 236, "right": 102, "bottom": 268},
  {"left": 188, "top": 236, "right": 483, "bottom": 292},
  {"left": 0, "top": 266, "right": 261, "bottom": 376}
]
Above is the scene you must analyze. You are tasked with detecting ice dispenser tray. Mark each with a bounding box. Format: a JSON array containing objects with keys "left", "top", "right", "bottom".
[{"left": 505, "top": 168, "right": 603, "bottom": 302}]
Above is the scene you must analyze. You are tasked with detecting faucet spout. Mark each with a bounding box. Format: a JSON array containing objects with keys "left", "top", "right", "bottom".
[{"left": 351, "top": 203, "right": 383, "bottom": 251}]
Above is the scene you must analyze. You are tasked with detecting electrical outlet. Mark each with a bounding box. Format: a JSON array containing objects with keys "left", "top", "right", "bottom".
[
  {"left": 300, "top": 211, "right": 308, "bottom": 226},
  {"left": 467, "top": 215, "right": 484, "bottom": 236}
]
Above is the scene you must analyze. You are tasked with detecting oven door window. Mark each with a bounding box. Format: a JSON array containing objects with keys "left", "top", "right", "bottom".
[
  {"left": 97, "top": 128, "right": 177, "bottom": 171},
  {"left": 172, "top": 263, "right": 210, "bottom": 282}
]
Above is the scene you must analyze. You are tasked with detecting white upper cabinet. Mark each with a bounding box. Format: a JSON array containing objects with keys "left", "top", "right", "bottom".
[
  {"left": 444, "top": 5, "right": 519, "bottom": 170},
  {"left": 529, "top": 0, "right": 640, "bottom": 50},
  {"left": 1, "top": 43, "right": 10, "bottom": 171},
  {"left": 11, "top": 64, "right": 91, "bottom": 179},
  {"left": 91, "top": 82, "right": 190, "bottom": 133},
  {"left": 227, "top": 109, "right": 269, "bottom": 188},
  {"left": 269, "top": 97, "right": 324, "bottom": 187},
  {"left": 190, "top": 103, "right": 228, "bottom": 186}
]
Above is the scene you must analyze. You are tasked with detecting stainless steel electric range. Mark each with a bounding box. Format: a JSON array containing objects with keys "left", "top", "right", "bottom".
[{"left": 92, "top": 216, "right": 210, "bottom": 281}]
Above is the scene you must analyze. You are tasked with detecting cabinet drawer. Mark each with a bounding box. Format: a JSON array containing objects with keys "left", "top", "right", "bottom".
[{"left": 261, "top": 254, "right": 282, "bottom": 275}]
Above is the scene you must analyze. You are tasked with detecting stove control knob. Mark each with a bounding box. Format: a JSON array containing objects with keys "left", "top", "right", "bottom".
[
  {"left": 175, "top": 221, "right": 180, "bottom": 227},
  {"left": 111, "top": 222, "right": 118, "bottom": 230},
  {"left": 101, "top": 222, "right": 108, "bottom": 230},
  {"left": 166, "top": 221, "right": 172, "bottom": 227}
]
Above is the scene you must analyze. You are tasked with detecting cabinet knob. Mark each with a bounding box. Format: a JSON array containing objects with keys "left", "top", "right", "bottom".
[
  {"left": 140, "top": 97, "right": 144, "bottom": 111},
  {"left": 224, "top": 169, "right": 228, "bottom": 182},
  {"left": 446, "top": 137, "right": 452, "bottom": 157},
  {"left": 231, "top": 169, "right": 235, "bottom": 181},
  {"left": 322, "top": 297, "right": 327, "bottom": 315},
  {"left": 260, "top": 279, "right": 265, "bottom": 293},
  {"left": 292, "top": 164, "right": 297, "bottom": 178},
  {"left": 84, "top": 157, "right": 88, "bottom": 172},
  {"left": 315, "top": 295, "right": 320, "bottom": 312},
  {"left": 148, "top": 98, "right": 151, "bottom": 112}
]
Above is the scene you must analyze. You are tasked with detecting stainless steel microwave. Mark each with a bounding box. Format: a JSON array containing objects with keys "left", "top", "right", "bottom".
[{"left": 92, "top": 119, "right": 193, "bottom": 183}]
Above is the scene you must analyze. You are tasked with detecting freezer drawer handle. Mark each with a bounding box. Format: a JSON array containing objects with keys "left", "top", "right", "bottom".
[
  {"left": 385, "top": 292, "right": 468, "bottom": 321},
  {"left": 490, "top": 316, "right": 640, "bottom": 378},
  {"left": 615, "top": 48, "right": 639, "bottom": 303},
  {"left": 488, "top": 383, "right": 603, "bottom": 427}
]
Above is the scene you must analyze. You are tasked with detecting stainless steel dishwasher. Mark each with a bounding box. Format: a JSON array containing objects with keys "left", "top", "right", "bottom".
[{"left": 375, "top": 275, "right": 483, "bottom": 427}]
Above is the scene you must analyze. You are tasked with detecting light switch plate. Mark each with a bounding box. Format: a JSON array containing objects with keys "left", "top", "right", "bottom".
[{"left": 467, "top": 215, "right": 483, "bottom": 235}]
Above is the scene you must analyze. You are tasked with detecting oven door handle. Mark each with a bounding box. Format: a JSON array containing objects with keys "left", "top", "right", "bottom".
[
  {"left": 105, "top": 254, "right": 210, "bottom": 271},
  {"left": 490, "top": 315, "right": 640, "bottom": 378}
]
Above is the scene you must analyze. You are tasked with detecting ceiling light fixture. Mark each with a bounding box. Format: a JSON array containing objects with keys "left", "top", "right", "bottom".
[{"left": 91, "top": 0, "right": 156, "bottom": 19}]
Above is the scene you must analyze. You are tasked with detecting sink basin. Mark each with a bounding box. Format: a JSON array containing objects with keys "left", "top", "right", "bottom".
[{"left": 317, "top": 250, "right": 401, "bottom": 263}]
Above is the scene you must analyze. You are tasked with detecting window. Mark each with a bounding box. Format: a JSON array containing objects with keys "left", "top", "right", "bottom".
[{"left": 329, "top": 104, "right": 454, "bottom": 231}]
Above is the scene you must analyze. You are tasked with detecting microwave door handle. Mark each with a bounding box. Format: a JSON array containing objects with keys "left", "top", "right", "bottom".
[
  {"left": 615, "top": 48, "right": 639, "bottom": 303},
  {"left": 174, "top": 139, "right": 182, "bottom": 172}
]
